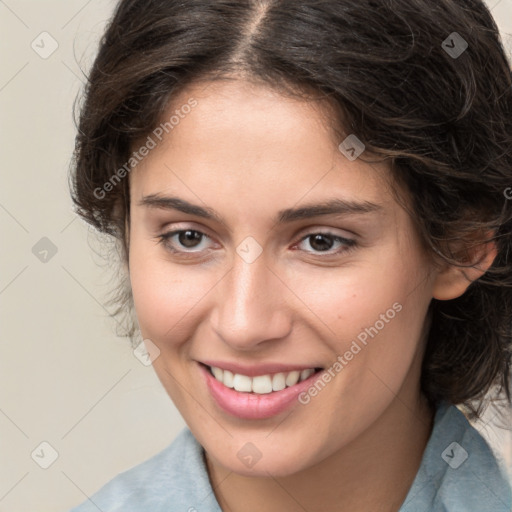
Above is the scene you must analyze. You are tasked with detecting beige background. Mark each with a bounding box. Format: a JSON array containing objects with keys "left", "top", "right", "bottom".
[{"left": 1, "top": 1, "right": 511, "bottom": 511}]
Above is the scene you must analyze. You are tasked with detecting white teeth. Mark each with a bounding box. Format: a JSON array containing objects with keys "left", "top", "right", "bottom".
[
  {"left": 233, "top": 373, "right": 252, "bottom": 392},
  {"left": 300, "top": 368, "right": 314, "bottom": 381},
  {"left": 271, "top": 372, "right": 286, "bottom": 391},
  {"left": 252, "top": 375, "right": 273, "bottom": 394},
  {"left": 209, "top": 365, "right": 318, "bottom": 394},
  {"left": 211, "top": 366, "right": 223, "bottom": 381},
  {"left": 223, "top": 370, "right": 234, "bottom": 388},
  {"left": 285, "top": 370, "right": 300, "bottom": 387}
]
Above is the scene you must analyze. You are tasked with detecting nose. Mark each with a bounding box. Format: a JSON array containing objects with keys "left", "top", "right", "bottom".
[{"left": 211, "top": 250, "right": 292, "bottom": 351}]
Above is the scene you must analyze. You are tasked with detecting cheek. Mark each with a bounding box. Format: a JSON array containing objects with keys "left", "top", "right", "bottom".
[
  {"left": 288, "top": 244, "right": 430, "bottom": 385},
  {"left": 285, "top": 250, "right": 414, "bottom": 335},
  {"left": 128, "top": 241, "right": 210, "bottom": 343}
]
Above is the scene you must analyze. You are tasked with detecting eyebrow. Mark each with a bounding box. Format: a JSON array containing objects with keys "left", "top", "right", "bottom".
[{"left": 138, "top": 194, "right": 384, "bottom": 224}]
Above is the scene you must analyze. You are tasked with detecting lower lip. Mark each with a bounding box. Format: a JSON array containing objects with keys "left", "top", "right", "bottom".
[{"left": 198, "top": 363, "right": 323, "bottom": 420}]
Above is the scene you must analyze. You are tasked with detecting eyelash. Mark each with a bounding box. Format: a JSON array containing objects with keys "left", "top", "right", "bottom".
[{"left": 156, "top": 228, "right": 357, "bottom": 258}]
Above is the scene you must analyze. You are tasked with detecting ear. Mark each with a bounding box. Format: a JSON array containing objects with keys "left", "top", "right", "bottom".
[{"left": 432, "top": 231, "right": 497, "bottom": 301}]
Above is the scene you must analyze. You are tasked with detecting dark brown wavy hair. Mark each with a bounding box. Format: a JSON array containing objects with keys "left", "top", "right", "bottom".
[{"left": 70, "top": 0, "right": 512, "bottom": 420}]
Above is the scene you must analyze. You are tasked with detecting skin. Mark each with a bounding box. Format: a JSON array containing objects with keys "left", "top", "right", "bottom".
[{"left": 127, "top": 78, "right": 496, "bottom": 512}]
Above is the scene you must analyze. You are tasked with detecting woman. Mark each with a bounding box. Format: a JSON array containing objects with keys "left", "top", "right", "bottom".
[{"left": 67, "top": 0, "right": 512, "bottom": 510}]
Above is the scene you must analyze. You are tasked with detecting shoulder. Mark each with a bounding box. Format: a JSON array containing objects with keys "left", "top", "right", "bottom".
[
  {"left": 67, "top": 427, "right": 222, "bottom": 512},
  {"left": 400, "top": 402, "right": 512, "bottom": 512}
]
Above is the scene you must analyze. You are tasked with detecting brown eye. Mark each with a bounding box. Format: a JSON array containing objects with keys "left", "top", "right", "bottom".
[
  {"left": 158, "top": 229, "right": 212, "bottom": 253},
  {"left": 297, "top": 232, "right": 357, "bottom": 255},
  {"left": 308, "top": 234, "right": 335, "bottom": 251},
  {"left": 177, "top": 230, "right": 203, "bottom": 248}
]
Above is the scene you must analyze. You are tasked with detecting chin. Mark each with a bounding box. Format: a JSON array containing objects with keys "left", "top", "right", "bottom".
[{"left": 208, "top": 441, "right": 316, "bottom": 478}]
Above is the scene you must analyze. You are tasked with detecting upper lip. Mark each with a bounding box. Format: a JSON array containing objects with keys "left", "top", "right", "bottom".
[{"left": 199, "top": 360, "right": 323, "bottom": 377}]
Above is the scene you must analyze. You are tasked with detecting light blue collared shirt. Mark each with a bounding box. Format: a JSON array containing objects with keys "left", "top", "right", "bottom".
[{"left": 67, "top": 402, "right": 512, "bottom": 512}]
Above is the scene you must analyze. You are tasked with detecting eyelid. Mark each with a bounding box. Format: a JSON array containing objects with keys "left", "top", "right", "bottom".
[
  {"left": 157, "top": 221, "right": 215, "bottom": 236},
  {"left": 158, "top": 219, "right": 356, "bottom": 239},
  {"left": 299, "top": 220, "right": 359, "bottom": 238},
  {"left": 297, "top": 230, "right": 353, "bottom": 242},
  {"left": 294, "top": 223, "right": 358, "bottom": 240}
]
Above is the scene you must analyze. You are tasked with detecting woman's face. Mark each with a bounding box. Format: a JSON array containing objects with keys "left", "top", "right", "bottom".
[{"left": 128, "top": 78, "right": 438, "bottom": 476}]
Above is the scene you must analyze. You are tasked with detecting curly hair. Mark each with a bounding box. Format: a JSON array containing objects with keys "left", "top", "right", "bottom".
[{"left": 70, "top": 0, "right": 512, "bottom": 420}]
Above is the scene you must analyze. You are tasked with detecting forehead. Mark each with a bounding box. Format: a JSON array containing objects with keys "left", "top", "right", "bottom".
[
  {"left": 129, "top": 78, "right": 397, "bottom": 216},
  {"left": 152, "top": 78, "right": 342, "bottom": 161}
]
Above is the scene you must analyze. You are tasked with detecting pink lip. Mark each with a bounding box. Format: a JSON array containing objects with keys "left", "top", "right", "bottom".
[
  {"left": 198, "top": 362, "right": 323, "bottom": 420},
  {"left": 200, "top": 359, "right": 322, "bottom": 377}
]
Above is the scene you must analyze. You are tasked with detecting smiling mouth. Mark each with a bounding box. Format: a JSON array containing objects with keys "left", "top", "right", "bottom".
[{"left": 201, "top": 363, "right": 323, "bottom": 394}]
